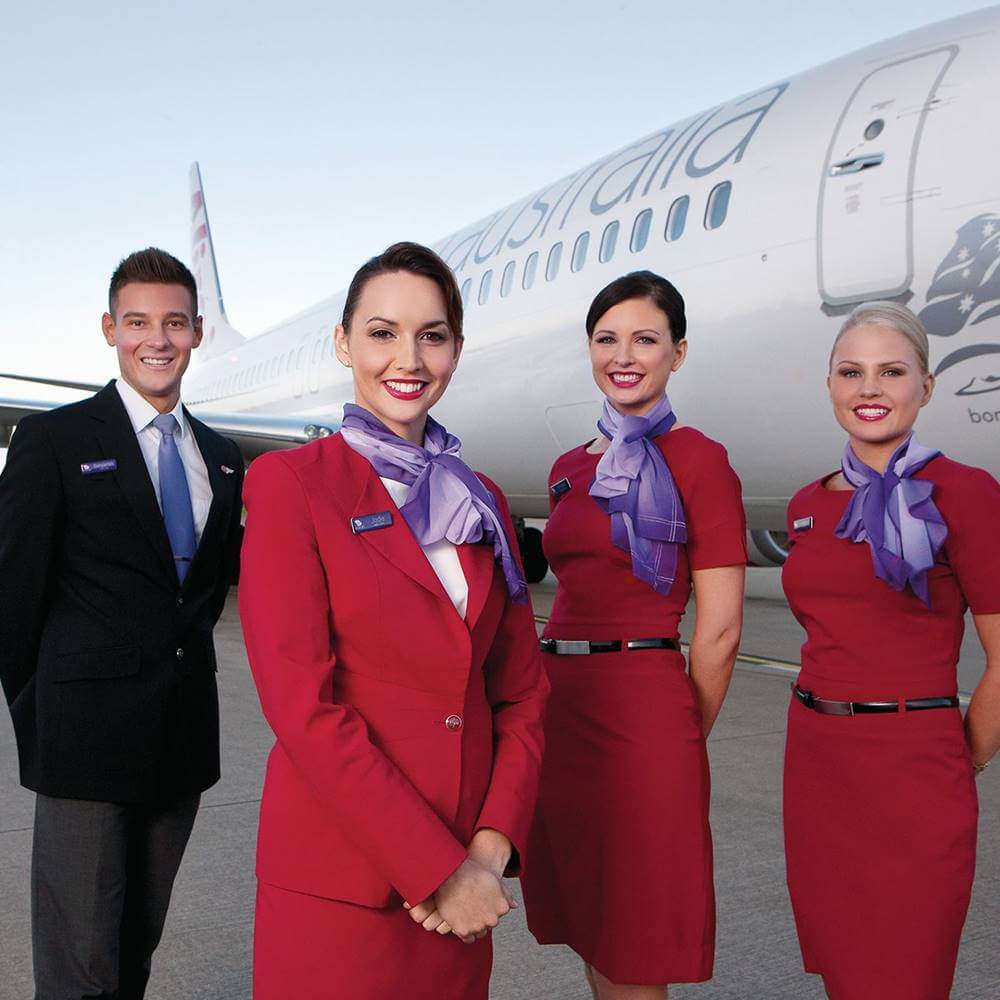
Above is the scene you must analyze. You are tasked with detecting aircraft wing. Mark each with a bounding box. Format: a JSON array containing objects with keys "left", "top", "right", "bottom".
[
  {"left": 0, "top": 374, "right": 337, "bottom": 459},
  {"left": 182, "top": 410, "right": 338, "bottom": 457}
]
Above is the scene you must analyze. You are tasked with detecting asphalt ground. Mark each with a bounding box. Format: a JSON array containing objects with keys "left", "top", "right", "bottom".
[{"left": 1, "top": 573, "right": 997, "bottom": 999}]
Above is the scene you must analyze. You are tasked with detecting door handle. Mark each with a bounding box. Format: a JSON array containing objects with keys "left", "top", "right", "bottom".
[{"left": 829, "top": 153, "right": 885, "bottom": 176}]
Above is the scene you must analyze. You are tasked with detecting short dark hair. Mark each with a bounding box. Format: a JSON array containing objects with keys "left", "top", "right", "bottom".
[
  {"left": 585, "top": 270, "right": 687, "bottom": 343},
  {"left": 341, "top": 242, "right": 464, "bottom": 339},
  {"left": 108, "top": 247, "right": 198, "bottom": 317}
]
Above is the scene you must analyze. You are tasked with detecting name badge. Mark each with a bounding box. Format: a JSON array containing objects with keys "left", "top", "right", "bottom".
[
  {"left": 351, "top": 511, "right": 393, "bottom": 534},
  {"left": 793, "top": 516, "right": 814, "bottom": 532},
  {"left": 550, "top": 478, "right": 571, "bottom": 498},
  {"left": 81, "top": 459, "right": 117, "bottom": 475}
]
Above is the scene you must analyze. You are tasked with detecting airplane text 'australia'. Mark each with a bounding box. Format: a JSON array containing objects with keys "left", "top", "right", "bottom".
[{"left": 437, "top": 83, "right": 788, "bottom": 273}]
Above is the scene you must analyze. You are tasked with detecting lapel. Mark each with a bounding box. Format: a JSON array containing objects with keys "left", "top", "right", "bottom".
[
  {"left": 347, "top": 449, "right": 455, "bottom": 608},
  {"left": 185, "top": 410, "right": 237, "bottom": 589},
  {"left": 458, "top": 538, "right": 496, "bottom": 631},
  {"left": 334, "top": 437, "right": 501, "bottom": 628},
  {"left": 88, "top": 382, "right": 176, "bottom": 581}
]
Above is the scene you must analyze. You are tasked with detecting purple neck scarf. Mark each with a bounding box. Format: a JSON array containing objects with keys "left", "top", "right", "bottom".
[
  {"left": 589, "top": 395, "right": 687, "bottom": 596},
  {"left": 834, "top": 434, "right": 947, "bottom": 606},
  {"left": 340, "top": 404, "right": 528, "bottom": 604}
]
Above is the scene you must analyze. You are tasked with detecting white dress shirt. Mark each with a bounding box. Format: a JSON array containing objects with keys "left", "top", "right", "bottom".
[
  {"left": 380, "top": 477, "right": 469, "bottom": 618},
  {"left": 115, "top": 379, "right": 213, "bottom": 544}
]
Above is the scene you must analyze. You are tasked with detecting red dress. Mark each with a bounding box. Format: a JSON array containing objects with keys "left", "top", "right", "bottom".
[
  {"left": 239, "top": 437, "right": 548, "bottom": 1000},
  {"left": 782, "top": 457, "right": 1000, "bottom": 1000},
  {"left": 522, "top": 428, "right": 747, "bottom": 985}
]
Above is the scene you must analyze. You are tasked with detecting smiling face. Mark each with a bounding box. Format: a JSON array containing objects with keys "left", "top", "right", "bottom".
[
  {"left": 588, "top": 296, "right": 687, "bottom": 416},
  {"left": 828, "top": 322, "right": 934, "bottom": 468},
  {"left": 102, "top": 282, "right": 202, "bottom": 413},
  {"left": 335, "top": 270, "right": 462, "bottom": 443}
]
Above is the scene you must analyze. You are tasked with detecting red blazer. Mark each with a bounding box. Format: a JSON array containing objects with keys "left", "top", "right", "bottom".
[{"left": 239, "top": 434, "right": 548, "bottom": 908}]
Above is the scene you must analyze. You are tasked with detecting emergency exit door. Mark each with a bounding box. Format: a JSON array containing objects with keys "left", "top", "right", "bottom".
[{"left": 818, "top": 47, "right": 956, "bottom": 306}]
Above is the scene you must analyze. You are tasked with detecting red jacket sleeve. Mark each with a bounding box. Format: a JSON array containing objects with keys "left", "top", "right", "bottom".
[
  {"left": 239, "top": 453, "right": 468, "bottom": 904},
  {"left": 472, "top": 478, "right": 550, "bottom": 874}
]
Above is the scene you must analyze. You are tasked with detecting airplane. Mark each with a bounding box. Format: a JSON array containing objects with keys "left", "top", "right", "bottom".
[{"left": 3, "top": 5, "right": 999, "bottom": 581}]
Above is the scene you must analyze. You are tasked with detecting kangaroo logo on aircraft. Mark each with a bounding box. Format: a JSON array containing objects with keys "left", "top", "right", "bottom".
[{"left": 919, "top": 213, "right": 1000, "bottom": 396}]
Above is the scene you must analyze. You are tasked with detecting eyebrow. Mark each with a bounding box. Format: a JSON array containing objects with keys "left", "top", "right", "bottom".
[
  {"left": 836, "top": 359, "right": 911, "bottom": 366},
  {"left": 593, "top": 327, "right": 664, "bottom": 337},
  {"left": 120, "top": 311, "right": 191, "bottom": 321},
  {"left": 365, "top": 316, "right": 450, "bottom": 329}
]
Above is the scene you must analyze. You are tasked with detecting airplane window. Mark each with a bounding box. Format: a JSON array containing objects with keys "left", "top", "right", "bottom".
[
  {"left": 523, "top": 251, "right": 539, "bottom": 290},
  {"left": 705, "top": 181, "right": 732, "bottom": 230},
  {"left": 864, "top": 118, "right": 884, "bottom": 141},
  {"left": 500, "top": 260, "right": 516, "bottom": 297},
  {"left": 545, "top": 242, "right": 563, "bottom": 282},
  {"left": 631, "top": 209, "right": 652, "bottom": 253},
  {"left": 599, "top": 221, "right": 619, "bottom": 264},
  {"left": 571, "top": 232, "right": 590, "bottom": 273},
  {"left": 460, "top": 278, "right": 472, "bottom": 306},
  {"left": 478, "top": 269, "right": 493, "bottom": 305},
  {"left": 665, "top": 196, "right": 689, "bottom": 242}
]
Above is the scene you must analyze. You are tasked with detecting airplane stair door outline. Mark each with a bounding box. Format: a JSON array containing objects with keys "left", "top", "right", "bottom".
[{"left": 818, "top": 47, "right": 956, "bottom": 306}]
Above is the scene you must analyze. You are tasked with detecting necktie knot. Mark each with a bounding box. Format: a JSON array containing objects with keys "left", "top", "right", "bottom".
[{"left": 152, "top": 413, "right": 179, "bottom": 438}]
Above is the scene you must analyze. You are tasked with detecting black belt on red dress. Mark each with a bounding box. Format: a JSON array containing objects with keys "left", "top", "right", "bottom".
[
  {"left": 792, "top": 683, "right": 959, "bottom": 717},
  {"left": 540, "top": 637, "right": 681, "bottom": 655}
]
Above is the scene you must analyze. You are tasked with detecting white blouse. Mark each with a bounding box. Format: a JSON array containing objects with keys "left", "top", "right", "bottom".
[{"left": 380, "top": 478, "right": 469, "bottom": 618}]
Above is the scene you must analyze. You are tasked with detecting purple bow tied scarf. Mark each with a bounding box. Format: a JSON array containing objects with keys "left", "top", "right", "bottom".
[
  {"left": 340, "top": 404, "right": 528, "bottom": 604},
  {"left": 589, "top": 395, "right": 687, "bottom": 596},
  {"left": 834, "top": 434, "right": 947, "bottom": 606}
]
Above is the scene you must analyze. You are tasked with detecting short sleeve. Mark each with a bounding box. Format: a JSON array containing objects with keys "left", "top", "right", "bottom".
[
  {"left": 939, "top": 466, "right": 1000, "bottom": 615},
  {"left": 682, "top": 439, "right": 748, "bottom": 571}
]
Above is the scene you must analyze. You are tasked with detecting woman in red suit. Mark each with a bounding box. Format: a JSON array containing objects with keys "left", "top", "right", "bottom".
[
  {"left": 782, "top": 301, "right": 1000, "bottom": 999},
  {"left": 522, "top": 271, "right": 747, "bottom": 999},
  {"left": 239, "top": 242, "right": 548, "bottom": 1000}
]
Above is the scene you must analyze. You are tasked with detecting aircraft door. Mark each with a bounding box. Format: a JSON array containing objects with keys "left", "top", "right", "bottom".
[{"left": 818, "top": 47, "right": 956, "bottom": 306}]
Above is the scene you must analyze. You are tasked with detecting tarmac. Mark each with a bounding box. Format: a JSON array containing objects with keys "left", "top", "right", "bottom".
[{"left": 2, "top": 570, "right": 998, "bottom": 999}]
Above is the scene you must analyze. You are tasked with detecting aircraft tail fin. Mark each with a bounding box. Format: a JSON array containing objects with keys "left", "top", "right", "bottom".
[{"left": 189, "top": 162, "right": 245, "bottom": 359}]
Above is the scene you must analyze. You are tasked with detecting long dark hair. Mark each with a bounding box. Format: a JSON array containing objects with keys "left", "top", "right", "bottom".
[
  {"left": 585, "top": 270, "right": 686, "bottom": 343},
  {"left": 341, "top": 242, "right": 464, "bottom": 339}
]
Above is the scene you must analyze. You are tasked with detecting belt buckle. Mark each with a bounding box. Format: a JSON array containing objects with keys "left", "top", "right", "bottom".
[
  {"left": 799, "top": 686, "right": 816, "bottom": 709},
  {"left": 558, "top": 640, "right": 592, "bottom": 655}
]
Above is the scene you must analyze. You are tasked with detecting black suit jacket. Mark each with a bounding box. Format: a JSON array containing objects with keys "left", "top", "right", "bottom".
[{"left": 0, "top": 381, "right": 244, "bottom": 802}]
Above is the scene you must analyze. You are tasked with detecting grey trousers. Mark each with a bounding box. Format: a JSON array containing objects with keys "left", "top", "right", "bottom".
[{"left": 31, "top": 792, "right": 200, "bottom": 1000}]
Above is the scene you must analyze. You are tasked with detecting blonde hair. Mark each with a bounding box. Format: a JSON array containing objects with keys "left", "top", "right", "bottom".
[{"left": 829, "top": 301, "right": 931, "bottom": 375}]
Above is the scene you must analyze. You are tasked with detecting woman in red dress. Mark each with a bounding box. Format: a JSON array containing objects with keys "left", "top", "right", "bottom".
[
  {"left": 239, "top": 243, "right": 548, "bottom": 999},
  {"left": 522, "top": 271, "right": 747, "bottom": 999},
  {"left": 782, "top": 301, "right": 1000, "bottom": 999}
]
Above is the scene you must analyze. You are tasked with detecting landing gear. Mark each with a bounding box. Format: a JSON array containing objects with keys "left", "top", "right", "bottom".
[
  {"left": 514, "top": 518, "right": 549, "bottom": 584},
  {"left": 748, "top": 529, "right": 790, "bottom": 566}
]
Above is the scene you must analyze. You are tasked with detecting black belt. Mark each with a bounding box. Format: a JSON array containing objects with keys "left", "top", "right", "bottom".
[
  {"left": 792, "top": 683, "right": 959, "bottom": 717},
  {"left": 540, "top": 637, "right": 680, "bottom": 655}
]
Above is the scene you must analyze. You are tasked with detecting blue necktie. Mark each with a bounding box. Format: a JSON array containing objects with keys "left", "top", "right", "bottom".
[{"left": 152, "top": 413, "right": 196, "bottom": 583}]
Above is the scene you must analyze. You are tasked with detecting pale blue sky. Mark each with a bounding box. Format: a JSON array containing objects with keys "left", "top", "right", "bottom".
[{"left": 0, "top": 0, "right": 990, "bottom": 382}]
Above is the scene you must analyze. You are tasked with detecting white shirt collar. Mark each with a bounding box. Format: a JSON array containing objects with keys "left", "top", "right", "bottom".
[{"left": 115, "top": 378, "right": 189, "bottom": 440}]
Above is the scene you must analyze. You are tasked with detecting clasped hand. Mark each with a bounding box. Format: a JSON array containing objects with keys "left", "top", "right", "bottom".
[{"left": 404, "top": 835, "right": 515, "bottom": 943}]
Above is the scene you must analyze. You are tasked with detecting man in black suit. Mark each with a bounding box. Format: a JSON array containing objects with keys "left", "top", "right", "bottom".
[{"left": 0, "top": 247, "right": 244, "bottom": 1000}]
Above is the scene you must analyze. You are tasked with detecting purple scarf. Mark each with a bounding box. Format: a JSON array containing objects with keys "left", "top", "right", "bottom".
[
  {"left": 340, "top": 404, "right": 528, "bottom": 604},
  {"left": 589, "top": 395, "right": 687, "bottom": 596},
  {"left": 834, "top": 434, "right": 947, "bottom": 606}
]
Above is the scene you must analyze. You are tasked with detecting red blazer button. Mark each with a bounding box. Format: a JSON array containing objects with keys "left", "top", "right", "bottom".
[{"left": 445, "top": 714, "right": 463, "bottom": 731}]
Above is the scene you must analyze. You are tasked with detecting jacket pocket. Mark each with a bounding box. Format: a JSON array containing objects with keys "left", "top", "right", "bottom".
[{"left": 50, "top": 646, "right": 140, "bottom": 682}]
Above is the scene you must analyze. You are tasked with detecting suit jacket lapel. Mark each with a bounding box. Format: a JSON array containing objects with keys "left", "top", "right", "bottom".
[
  {"left": 458, "top": 541, "right": 496, "bottom": 630},
  {"left": 89, "top": 383, "right": 176, "bottom": 581},
  {"left": 350, "top": 468, "right": 455, "bottom": 606},
  {"left": 185, "top": 412, "right": 237, "bottom": 589}
]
